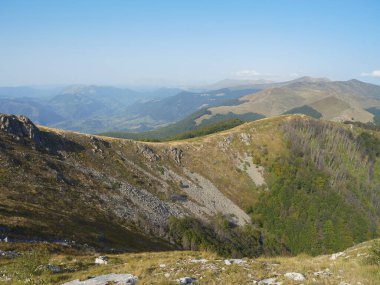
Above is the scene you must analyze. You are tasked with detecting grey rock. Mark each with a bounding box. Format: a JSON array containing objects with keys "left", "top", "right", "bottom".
[
  {"left": 314, "top": 268, "right": 332, "bottom": 277},
  {"left": 137, "top": 144, "right": 160, "bottom": 161},
  {"left": 0, "top": 250, "right": 21, "bottom": 258},
  {"left": 169, "top": 147, "right": 183, "bottom": 164},
  {"left": 94, "top": 256, "right": 109, "bottom": 265},
  {"left": 0, "top": 114, "right": 43, "bottom": 147},
  {"left": 47, "top": 264, "right": 63, "bottom": 273},
  {"left": 179, "top": 276, "right": 195, "bottom": 284},
  {"left": 284, "top": 272, "right": 305, "bottom": 281},
  {"left": 258, "top": 278, "right": 282, "bottom": 285},
  {"left": 62, "top": 273, "right": 138, "bottom": 285}
]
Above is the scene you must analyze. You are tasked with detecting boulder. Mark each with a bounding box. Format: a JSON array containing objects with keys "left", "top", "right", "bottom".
[
  {"left": 179, "top": 277, "right": 195, "bottom": 284},
  {"left": 47, "top": 264, "right": 63, "bottom": 273},
  {"left": 284, "top": 272, "right": 305, "bottom": 281},
  {"left": 224, "top": 259, "right": 246, "bottom": 265},
  {"left": 95, "top": 256, "right": 109, "bottom": 265},
  {"left": 224, "top": 259, "right": 232, "bottom": 265},
  {"left": 330, "top": 252, "right": 345, "bottom": 260},
  {"left": 62, "top": 273, "right": 138, "bottom": 285},
  {"left": 258, "top": 277, "right": 282, "bottom": 285}
]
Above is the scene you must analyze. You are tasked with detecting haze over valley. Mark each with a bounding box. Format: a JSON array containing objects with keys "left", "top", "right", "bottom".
[{"left": 1, "top": 1, "right": 380, "bottom": 284}]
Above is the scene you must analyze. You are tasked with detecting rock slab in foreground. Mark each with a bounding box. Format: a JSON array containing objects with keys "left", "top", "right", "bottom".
[{"left": 62, "top": 273, "right": 138, "bottom": 285}]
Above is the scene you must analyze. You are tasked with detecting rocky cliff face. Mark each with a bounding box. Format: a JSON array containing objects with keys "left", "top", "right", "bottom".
[
  {"left": 0, "top": 114, "right": 252, "bottom": 251},
  {"left": 0, "top": 114, "right": 43, "bottom": 147}
]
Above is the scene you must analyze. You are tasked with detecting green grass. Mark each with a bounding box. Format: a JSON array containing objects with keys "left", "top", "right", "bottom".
[
  {"left": 100, "top": 109, "right": 264, "bottom": 141},
  {"left": 282, "top": 105, "right": 322, "bottom": 118}
]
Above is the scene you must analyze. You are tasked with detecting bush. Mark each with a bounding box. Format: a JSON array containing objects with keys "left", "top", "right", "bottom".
[
  {"left": 366, "top": 240, "right": 380, "bottom": 265},
  {"left": 168, "top": 215, "right": 284, "bottom": 257}
]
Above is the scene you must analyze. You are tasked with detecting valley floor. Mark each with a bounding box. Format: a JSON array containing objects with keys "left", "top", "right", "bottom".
[{"left": 0, "top": 240, "right": 379, "bottom": 284}]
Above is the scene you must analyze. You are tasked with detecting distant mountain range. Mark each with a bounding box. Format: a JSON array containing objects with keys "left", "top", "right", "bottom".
[
  {"left": 179, "top": 78, "right": 380, "bottom": 131},
  {"left": 1, "top": 77, "right": 380, "bottom": 135},
  {"left": 103, "top": 77, "right": 380, "bottom": 140},
  {"left": 0, "top": 84, "right": 261, "bottom": 133}
]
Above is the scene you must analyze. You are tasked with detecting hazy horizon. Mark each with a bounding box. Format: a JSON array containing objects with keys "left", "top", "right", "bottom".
[
  {"left": 1, "top": 0, "right": 379, "bottom": 86},
  {"left": 1, "top": 75, "right": 380, "bottom": 90}
]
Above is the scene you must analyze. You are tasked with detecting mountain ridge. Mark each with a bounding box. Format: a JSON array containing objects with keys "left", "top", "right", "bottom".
[
  {"left": 194, "top": 78, "right": 380, "bottom": 126},
  {"left": 1, "top": 113, "right": 379, "bottom": 257}
]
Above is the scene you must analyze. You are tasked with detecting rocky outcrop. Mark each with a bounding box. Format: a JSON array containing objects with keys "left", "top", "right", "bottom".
[
  {"left": 89, "top": 135, "right": 110, "bottom": 154},
  {"left": 0, "top": 114, "right": 43, "bottom": 147},
  {"left": 169, "top": 147, "right": 183, "bottom": 164},
  {"left": 137, "top": 144, "right": 160, "bottom": 161}
]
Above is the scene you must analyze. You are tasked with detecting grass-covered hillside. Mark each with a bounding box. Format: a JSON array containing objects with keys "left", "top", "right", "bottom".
[
  {"left": 0, "top": 113, "right": 380, "bottom": 258},
  {"left": 195, "top": 79, "right": 380, "bottom": 125},
  {"left": 100, "top": 108, "right": 264, "bottom": 141},
  {"left": 0, "top": 239, "right": 379, "bottom": 284}
]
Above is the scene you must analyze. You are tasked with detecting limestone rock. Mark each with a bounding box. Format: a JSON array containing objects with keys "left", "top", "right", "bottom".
[
  {"left": 169, "top": 147, "right": 183, "bottom": 164},
  {"left": 284, "top": 272, "right": 305, "bottom": 281},
  {"left": 137, "top": 144, "right": 160, "bottom": 161},
  {"left": 239, "top": 133, "right": 251, "bottom": 145},
  {"left": 224, "top": 259, "right": 246, "bottom": 265},
  {"left": 62, "top": 273, "right": 138, "bottom": 285},
  {"left": 258, "top": 277, "right": 282, "bottom": 285},
  {"left": 314, "top": 268, "right": 332, "bottom": 277},
  {"left": 0, "top": 114, "right": 43, "bottom": 147},
  {"left": 95, "top": 256, "right": 109, "bottom": 265},
  {"left": 330, "top": 252, "right": 345, "bottom": 260}
]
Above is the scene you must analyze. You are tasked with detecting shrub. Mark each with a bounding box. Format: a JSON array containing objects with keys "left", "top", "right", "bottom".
[{"left": 366, "top": 240, "right": 380, "bottom": 265}]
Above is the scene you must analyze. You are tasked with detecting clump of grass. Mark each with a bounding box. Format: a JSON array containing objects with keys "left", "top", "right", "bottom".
[
  {"left": 366, "top": 240, "right": 380, "bottom": 265},
  {"left": 8, "top": 250, "right": 49, "bottom": 281}
]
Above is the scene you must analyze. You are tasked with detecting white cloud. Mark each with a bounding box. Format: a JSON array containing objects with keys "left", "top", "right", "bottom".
[
  {"left": 235, "top": 69, "right": 261, "bottom": 78},
  {"left": 361, "top": 70, "right": 380, "bottom": 77}
]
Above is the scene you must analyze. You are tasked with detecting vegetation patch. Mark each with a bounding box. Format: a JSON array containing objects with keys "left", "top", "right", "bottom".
[
  {"left": 168, "top": 215, "right": 284, "bottom": 258},
  {"left": 252, "top": 118, "right": 380, "bottom": 255},
  {"left": 282, "top": 105, "right": 322, "bottom": 119}
]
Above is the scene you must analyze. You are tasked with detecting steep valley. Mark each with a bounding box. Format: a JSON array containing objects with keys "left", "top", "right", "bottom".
[{"left": 1, "top": 113, "right": 380, "bottom": 256}]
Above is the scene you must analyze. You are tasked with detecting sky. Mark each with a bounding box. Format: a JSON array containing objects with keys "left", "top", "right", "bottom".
[{"left": 0, "top": 0, "right": 379, "bottom": 87}]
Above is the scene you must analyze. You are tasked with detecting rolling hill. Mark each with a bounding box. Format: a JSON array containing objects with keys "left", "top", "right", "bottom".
[
  {"left": 192, "top": 78, "right": 380, "bottom": 126},
  {"left": 1, "top": 113, "right": 380, "bottom": 258}
]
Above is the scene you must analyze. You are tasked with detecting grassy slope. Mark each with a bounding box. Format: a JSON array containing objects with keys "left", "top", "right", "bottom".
[
  {"left": 1, "top": 114, "right": 380, "bottom": 256},
  {"left": 0, "top": 239, "right": 379, "bottom": 284},
  {"left": 196, "top": 80, "right": 380, "bottom": 124},
  {"left": 100, "top": 108, "right": 264, "bottom": 141}
]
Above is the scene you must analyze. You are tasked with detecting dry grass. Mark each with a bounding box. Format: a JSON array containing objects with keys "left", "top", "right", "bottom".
[{"left": 1, "top": 240, "right": 379, "bottom": 284}]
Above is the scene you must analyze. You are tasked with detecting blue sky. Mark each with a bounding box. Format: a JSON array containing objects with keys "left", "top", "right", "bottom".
[{"left": 0, "top": 0, "right": 379, "bottom": 86}]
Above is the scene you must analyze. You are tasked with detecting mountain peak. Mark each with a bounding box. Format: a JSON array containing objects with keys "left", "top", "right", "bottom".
[{"left": 290, "top": 76, "right": 331, "bottom": 83}]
